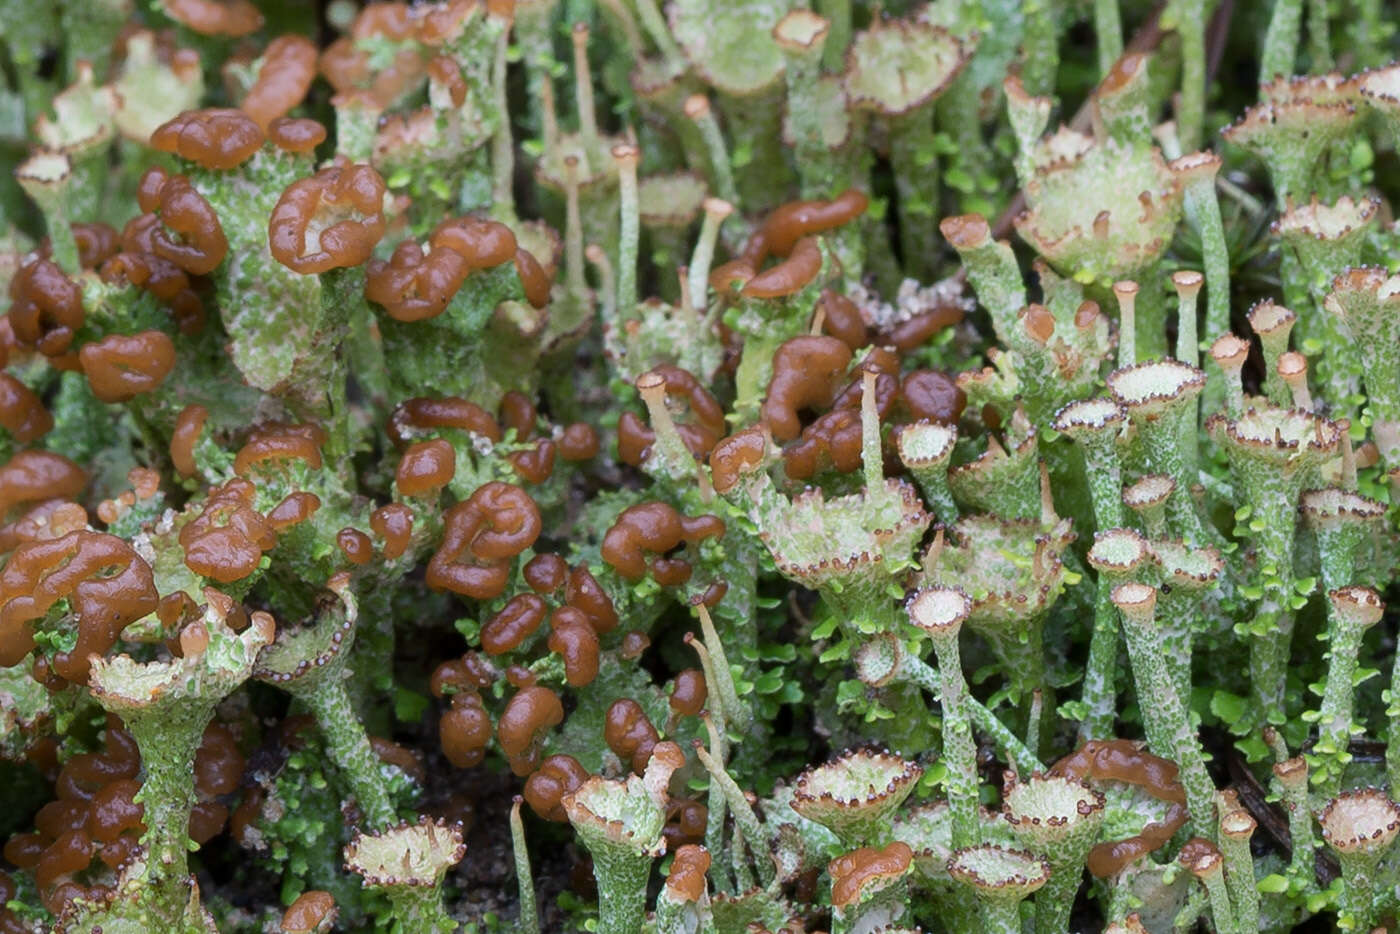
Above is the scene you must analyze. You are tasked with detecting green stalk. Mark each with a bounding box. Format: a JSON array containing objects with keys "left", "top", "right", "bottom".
[
  {"left": 686, "top": 96, "right": 741, "bottom": 209},
  {"left": 1219, "top": 809, "right": 1260, "bottom": 934},
  {"left": 1020, "top": 0, "right": 1059, "bottom": 98},
  {"left": 889, "top": 106, "right": 940, "bottom": 283},
  {"left": 897, "top": 652, "right": 1044, "bottom": 775},
  {"left": 1306, "top": 0, "right": 1331, "bottom": 70},
  {"left": 1313, "top": 589, "right": 1382, "bottom": 794},
  {"left": 1114, "top": 584, "right": 1217, "bottom": 838},
  {"left": 694, "top": 739, "right": 775, "bottom": 889},
  {"left": 1094, "top": 0, "right": 1124, "bottom": 75},
  {"left": 1271, "top": 756, "right": 1316, "bottom": 881},
  {"left": 614, "top": 145, "right": 640, "bottom": 317},
  {"left": 1260, "top": 0, "right": 1302, "bottom": 81},
  {"left": 1174, "top": 0, "right": 1206, "bottom": 152},
  {"left": 818, "top": 0, "right": 852, "bottom": 72},
  {"left": 511, "top": 799, "right": 540, "bottom": 934},
  {"left": 304, "top": 679, "right": 396, "bottom": 830}
]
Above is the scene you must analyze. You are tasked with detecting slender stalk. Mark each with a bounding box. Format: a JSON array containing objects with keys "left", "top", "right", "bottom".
[
  {"left": 694, "top": 738, "right": 775, "bottom": 888},
  {"left": 1094, "top": 0, "right": 1124, "bottom": 75},
  {"left": 1272, "top": 756, "right": 1316, "bottom": 880},
  {"left": 1260, "top": 0, "right": 1302, "bottom": 81},
  {"left": 511, "top": 798, "right": 539, "bottom": 934},
  {"left": 818, "top": 0, "right": 852, "bottom": 72},
  {"left": 490, "top": 21, "right": 515, "bottom": 219},
  {"left": 1306, "top": 0, "right": 1331, "bottom": 70},
  {"left": 1114, "top": 584, "right": 1217, "bottom": 837},
  {"left": 1219, "top": 808, "right": 1260, "bottom": 934},
  {"left": 1175, "top": 0, "right": 1206, "bottom": 152},
  {"left": 889, "top": 106, "right": 941, "bottom": 283},
  {"left": 612, "top": 144, "right": 640, "bottom": 316},
  {"left": 304, "top": 679, "right": 396, "bottom": 830},
  {"left": 897, "top": 652, "right": 1044, "bottom": 774},
  {"left": 685, "top": 97, "right": 741, "bottom": 209},
  {"left": 1020, "top": 0, "right": 1060, "bottom": 97},
  {"left": 1182, "top": 169, "right": 1231, "bottom": 420}
]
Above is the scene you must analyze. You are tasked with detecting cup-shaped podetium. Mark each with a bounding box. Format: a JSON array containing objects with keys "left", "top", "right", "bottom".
[
  {"left": 828, "top": 841, "right": 915, "bottom": 934},
  {"left": 344, "top": 817, "right": 466, "bottom": 934},
  {"left": 947, "top": 844, "right": 1051, "bottom": 934},
  {"left": 791, "top": 748, "right": 923, "bottom": 847},
  {"left": 1317, "top": 788, "right": 1400, "bottom": 930}
]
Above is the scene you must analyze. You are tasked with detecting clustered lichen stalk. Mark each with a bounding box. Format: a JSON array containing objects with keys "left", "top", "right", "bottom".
[{"left": 10, "top": 3, "right": 1400, "bottom": 933}]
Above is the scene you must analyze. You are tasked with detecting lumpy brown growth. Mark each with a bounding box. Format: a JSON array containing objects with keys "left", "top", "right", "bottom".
[
  {"left": 546, "top": 606, "right": 600, "bottom": 686},
  {"left": 234, "top": 424, "right": 326, "bottom": 476},
  {"left": 370, "top": 504, "right": 414, "bottom": 560},
  {"left": 744, "top": 189, "right": 869, "bottom": 263},
  {"left": 390, "top": 396, "right": 502, "bottom": 445},
  {"left": 367, "top": 217, "right": 519, "bottom": 322},
  {"left": 499, "top": 391, "right": 536, "bottom": 439},
  {"left": 762, "top": 336, "right": 853, "bottom": 441},
  {"left": 282, "top": 890, "right": 336, "bottom": 932},
  {"left": 427, "top": 482, "right": 542, "bottom": 600},
  {"left": 268, "top": 117, "right": 328, "bottom": 154},
  {"left": 783, "top": 408, "right": 862, "bottom": 480},
  {"left": 150, "top": 108, "right": 266, "bottom": 169},
  {"left": 4, "top": 724, "right": 143, "bottom": 913},
  {"left": 440, "top": 691, "right": 493, "bottom": 768},
  {"left": 0, "top": 451, "right": 87, "bottom": 516},
  {"left": 665, "top": 799, "right": 708, "bottom": 848},
  {"left": 709, "top": 428, "right": 767, "bottom": 493},
  {"left": 170, "top": 404, "right": 210, "bottom": 479},
  {"left": 601, "top": 502, "right": 725, "bottom": 584},
  {"left": 558, "top": 422, "right": 600, "bottom": 460},
  {"left": 742, "top": 236, "right": 823, "bottom": 299},
  {"left": 78, "top": 331, "right": 178, "bottom": 403},
  {"left": 179, "top": 478, "right": 277, "bottom": 583},
  {"left": 396, "top": 439, "right": 457, "bottom": 496},
  {"left": 481, "top": 594, "right": 548, "bottom": 655},
  {"left": 514, "top": 248, "right": 553, "bottom": 309},
  {"left": 267, "top": 491, "right": 321, "bottom": 531},
  {"left": 0, "top": 373, "right": 52, "bottom": 441},
  {"left": 524, "top": 754, "right": 590, "bottom": 821},
  {"left": 523, "top": 553, "right": 568, "bottom": 593},
  {"left": 241, "top": 36, "right": 319, "bottom": 131},
  {"left": 619, "top": 366, "right": 726, "bottom": 465},
  {"left": 604, "top": 698, "right": 659, "bottom": 774},
  {"left": 669, "top": 669, "right": 707, "bottom": 717},
  {"left": 319, "top": 3, "right": 426, "bottom": 107},
  {"left": 666, "top": 845, "right": 711, "bottom": 902},
  {"left": 498, "top": 685, "right": 564, "bottom": 775},
  {"left": 883, "top": 304, "right": 965, "bottom": 352},
  {"left": 900, "top": 370, "right": 966, "bottom": 424},
  {"left": 336, "top": 528, "right": 373, "bottom": 565},
  {"left": 939, "top": 213, "right": 991, "bottom": 250},
  {"left": 1051, "top": 740, "right": 1189, "bottom": 878},
  {"left": 829, "top": 841, "right": 913, "bottom": 907},
  {"left": 0, "top": 531, "right": 158, "bottom": 679},
  {"left": 819, "top": 290, "right": 869, "bottom": 350},
  {"left": 431, "top": 652, "right": 497, "bottom": 696},
  {"left": 71, "top": 222, "right": 122, "bottom": 270},
  {"left": 9, "top": 258, "right": 84, "bottom": 356},
  {"left": 100, "top": 245, "right": 205, "bottom": 336},
  {"left": 164, "top": 0, "right": 264, "bottom": 35},
  {"left": 508, "top": 440, "right": 556, "bottom": 485},
  {"left": 566, "top": 565, "right": 618, "bottom": 633},
  {"left": 269, "top": 160, "right": 387, "bottom": 274},
  {"left": 0, "top": 500, "right": 88, "bottom": 557},
  {"left": 137, "top": 171, "right": 229, "bottom": 275}
]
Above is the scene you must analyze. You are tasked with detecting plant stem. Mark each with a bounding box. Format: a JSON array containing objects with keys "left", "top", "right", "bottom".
[
  {"left": 1260, "top": 0, "right": 1302, "bottom": 81},
  {"left": 1094, "top": 0, "right": 1124, "bottom": 76},
  {"left": 305, "top": 679, "right": 396, "bottom": 830}
]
